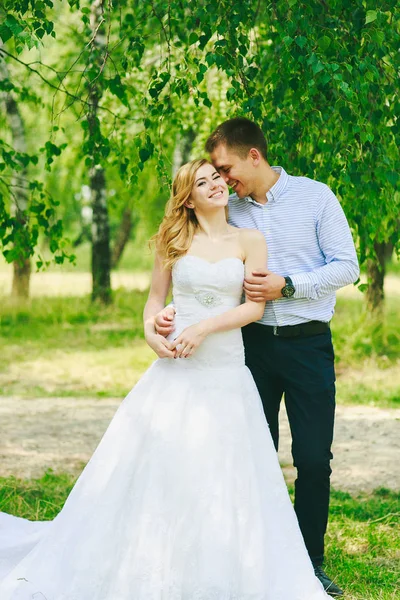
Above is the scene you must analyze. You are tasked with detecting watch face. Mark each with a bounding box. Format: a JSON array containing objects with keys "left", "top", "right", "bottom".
[{"left": 282, "top": 285, "right": 295, "bottom": 298}]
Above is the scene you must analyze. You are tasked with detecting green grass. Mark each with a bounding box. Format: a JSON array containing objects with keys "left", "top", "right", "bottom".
[
  {"left": 332, "top": 296, "right": 400, "bottom": 364},
  {"left": 2, "top": 286, "right": 399, "bottom": 406},
  {"left": 0, "top": 471, "right": 398, "bottom": 599},
  {"left": 0, "top": 471, "right": 76, "bottom": 521},
  {"left": 0, "top": 289, "right": 154, "bottom": 397},
  {"left": 0, "top": 272, "right": 399, "bottom": 598},
  {"left": 331, "top": 295, "right": 400, "bottom": 409},
  {"left": 324, "top": 488, "right": 400, "bottom": 599}
]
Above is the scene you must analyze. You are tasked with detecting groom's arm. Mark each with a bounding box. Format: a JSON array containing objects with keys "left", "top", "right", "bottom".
[
  {"left": 244, "top": 186, "right": 359, "bottom": 301},
  {"left": 290, "top": 186, "right": 359, "bottom": 300}
]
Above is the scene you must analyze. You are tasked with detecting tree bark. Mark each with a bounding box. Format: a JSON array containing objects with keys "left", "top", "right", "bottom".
[
  {"left": 111, "top": 206, "right": 133, "bottom": 269},
  {"left": 88, "top": 0, "right": 111, "bottom": 303},
  {"left": 91, "top": 165, "right": 111, "bottom": 303},
  {"left": 366, "top": 241, "right": 389, "bottom": 314},
  {"left": 0, "top": 44, "right": 31, "bottom": 299},
  {"left": 172, "top": 129, "right": 196, "bottom": 175}
]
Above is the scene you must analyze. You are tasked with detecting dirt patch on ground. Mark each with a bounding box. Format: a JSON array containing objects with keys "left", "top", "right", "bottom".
[
  {"left": 1, "top": 396, "right": 399, "bottom": 493},
  {"left": 279, "top": 405, "right": 400, "bottom": 492}
]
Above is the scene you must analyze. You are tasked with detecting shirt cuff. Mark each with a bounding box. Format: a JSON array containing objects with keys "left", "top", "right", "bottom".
[{"left": 290, "top": 273, "right": 319, "bottom": 300}]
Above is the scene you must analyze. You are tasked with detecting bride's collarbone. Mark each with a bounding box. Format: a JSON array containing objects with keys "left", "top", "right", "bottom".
[{"left": 186, "top": 241, "right": 244, "bottom": 265}]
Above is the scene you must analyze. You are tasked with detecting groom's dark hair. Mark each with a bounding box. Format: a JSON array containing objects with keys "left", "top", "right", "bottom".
[{"left": 205, "top": 117, "right": 268, "bottom": 161}]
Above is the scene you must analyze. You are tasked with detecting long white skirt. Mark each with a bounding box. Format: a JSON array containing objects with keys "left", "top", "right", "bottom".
[{"left": 0, "top": 359, "right": 328, "bottom": 599}]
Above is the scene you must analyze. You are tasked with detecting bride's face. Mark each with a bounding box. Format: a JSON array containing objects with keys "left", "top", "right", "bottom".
[{"left": 187, "top": 163, "right": 228, "bottom": 213}]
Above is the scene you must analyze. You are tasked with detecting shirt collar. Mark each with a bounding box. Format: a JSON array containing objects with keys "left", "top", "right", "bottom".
[{"left": 244, "top": 166, "right": 288, "bottom": 206}]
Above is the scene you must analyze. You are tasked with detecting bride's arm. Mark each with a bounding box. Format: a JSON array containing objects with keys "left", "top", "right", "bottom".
[
  {"left": 202, "top": 229, "right": 267, "bottom": 331},
  {"left": 172, "top": 230, "right": 267, "bottom": 358},
  {"left": 143, "top": 253, "right": 175, "bottom": 358}
]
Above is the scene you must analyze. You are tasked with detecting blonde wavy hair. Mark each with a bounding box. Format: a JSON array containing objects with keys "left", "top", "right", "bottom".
[{"left": 152, "top": 158, "right": 209, "bottom": 269}]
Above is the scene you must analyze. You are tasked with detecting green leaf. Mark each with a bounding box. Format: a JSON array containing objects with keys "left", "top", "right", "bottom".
[
  {"left": 386, "top": 171, "right": 399, "bottom": 186},
  {"left": 372, "top": 30, "right": 384, "bottom": 45},
  {"left": 205, "top": 52, "right": 217, "bottom": 66},
  {"left": 49, "top": 239, "right": 58, "bottom": 253},
  {"left": 5, "top": 14, "right": 23, "bottom": 35},
  {"left": 108, "top": 75, "right": 126, "bottom": 101},
  {"left": 0, "top": 25, "right": 12, "bottom": 43},
  {"left": 37, "top": 215, "right": 49, "bottom": 228},
  {"left": 318, "top": 36, "right": 331, "bottom": 51},
  {"left": 282, "top": 36, "right": 293, "bottom": 48},
  {"left": 3, "top": 249, "right": 18, "bottom": 264},
  {"left": 199, "top": 34, "right": 210, "bottom": 49},
  {"left": 139, "top": 147, "right": 152, "bottom": 163},
  {"left": 312, "top": 61, "right": 324, "bottom": 75},
  {"left": 365, "top": 10, "right": 377, "bottom": 24},
  {"left": 295, "top": 36, "right": 307, "bottom": 49},
  {"left": 188, "top": 32, "right": 198, "bottom": 45},
  {"left": 30, "top": 202, "right": 46, "bottom": 214},
  {"left": 320, "top": 73, "right": 331, "bottom": 85}
]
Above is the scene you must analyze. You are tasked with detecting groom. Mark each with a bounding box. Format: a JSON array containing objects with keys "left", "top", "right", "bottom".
[{"left": 156, "top": 118, "right": 359, "bottom": 596}]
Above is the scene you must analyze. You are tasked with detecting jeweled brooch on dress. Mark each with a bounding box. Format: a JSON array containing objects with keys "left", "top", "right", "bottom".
[{"left": 193, "top": 290, "right": 223, "bottom": 308}]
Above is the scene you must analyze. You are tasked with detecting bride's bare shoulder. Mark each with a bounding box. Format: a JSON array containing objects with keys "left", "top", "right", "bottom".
[
  {"left": 237, "top": 227, "right": 265, "bottom": 244},
  {"left": 227, "top": 225, "right": 262, "bottom": 238}
]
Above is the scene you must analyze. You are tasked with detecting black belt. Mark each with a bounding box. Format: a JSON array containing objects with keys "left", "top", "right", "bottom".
[{"left": 262, "top": 320, "right": 330, "bottom": 338}]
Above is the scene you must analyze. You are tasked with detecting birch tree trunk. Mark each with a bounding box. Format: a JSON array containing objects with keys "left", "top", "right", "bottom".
[
  {"left": 172, "top": 129, "right": 196, "bottom": 176},
  {"left": 0, "top": 44, "right": 31, "bottom": 299},
  {"left": 366, "top": 241, "right": 391, "bottom": 315},
  {"left": 111, "top": 206, "right": 133, "bottom": 269},
  {"left": 88, "top": 0, "right": 111, "bottom": 303}
]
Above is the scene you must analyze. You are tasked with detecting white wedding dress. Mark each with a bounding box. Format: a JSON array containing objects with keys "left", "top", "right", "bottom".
[{"left": 0, "top": 255, "right": 329, "bottom": 600}]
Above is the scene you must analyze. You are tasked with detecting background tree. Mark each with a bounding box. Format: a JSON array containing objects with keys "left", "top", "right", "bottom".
[
  {"left": 0, "top": 0, "right": 398, "bottom": 314},
  {"left": 86, "top": 0, "right": 112, "bottom": 303},
  {"left": 0, "top": 40, "right": 31, "bottom": 298}
]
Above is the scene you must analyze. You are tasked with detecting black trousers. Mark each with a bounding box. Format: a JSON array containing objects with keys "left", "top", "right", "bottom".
[{"left": 242, "top": 322, "right": 336, "bottom": 567}]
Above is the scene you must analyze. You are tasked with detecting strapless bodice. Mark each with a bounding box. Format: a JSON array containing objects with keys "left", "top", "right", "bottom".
[{"left": 165, "top": 255, "right": 245, "bottom": 370}]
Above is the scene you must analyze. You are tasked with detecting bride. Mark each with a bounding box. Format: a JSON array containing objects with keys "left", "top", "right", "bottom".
[{"left": 0, "top": 159, "right": 329, "bottom": 599}]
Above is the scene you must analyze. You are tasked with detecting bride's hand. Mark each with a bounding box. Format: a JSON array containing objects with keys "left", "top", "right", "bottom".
[
  {"left": 171, "top": 323, "right": 209, "bottom": 358},
  {"left": 145, "top": 332, "right": 176, "bottom": 359}
]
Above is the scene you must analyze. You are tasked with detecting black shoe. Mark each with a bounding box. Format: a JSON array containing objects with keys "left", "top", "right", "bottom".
[{"left": 314, "top": 566, "right": 344, "bottom": 597}]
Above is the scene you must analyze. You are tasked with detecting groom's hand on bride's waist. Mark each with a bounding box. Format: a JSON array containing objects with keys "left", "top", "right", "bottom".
[
  {"left": 155, "top": 306, "right": 176, "bottom": 336},
  {"left": 244, "top": 269, "right": 286, "bottom": 302}
]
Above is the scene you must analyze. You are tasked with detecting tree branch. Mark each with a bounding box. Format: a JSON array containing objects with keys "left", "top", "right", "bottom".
[{"left": 0, "top": 48, "right": 139, "bottom": 123}]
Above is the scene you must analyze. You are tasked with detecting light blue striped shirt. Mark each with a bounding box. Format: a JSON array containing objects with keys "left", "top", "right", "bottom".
[{"left": 228, "top": 166, "right": 360, "bottom": 326}]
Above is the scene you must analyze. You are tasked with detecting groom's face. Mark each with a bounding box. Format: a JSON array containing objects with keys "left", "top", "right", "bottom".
[{"left": 210, "top": 143, "right": 256, "bottom": 199}]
